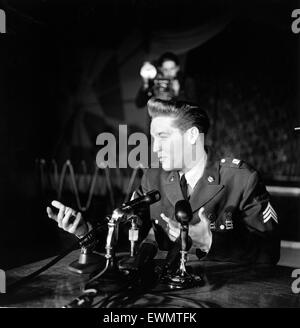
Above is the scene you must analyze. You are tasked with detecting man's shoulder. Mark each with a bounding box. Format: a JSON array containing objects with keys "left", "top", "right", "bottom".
[
  {"left": 216, "top": 157, "right": 265, "bottom": 194},
  {"left": 217, "top": 157, "right": 257, "bottom": 178},
  {"left": 218, "top": 157, "right": 254, "bottom": 169}
]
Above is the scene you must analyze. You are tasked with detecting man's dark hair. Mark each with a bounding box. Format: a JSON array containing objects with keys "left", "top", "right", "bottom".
[
  {"left": 157, "top": 52, "right": 180, "bottom": 67},
  {"left": 147, "top": 98, "right": 210, "bottom": 134}
]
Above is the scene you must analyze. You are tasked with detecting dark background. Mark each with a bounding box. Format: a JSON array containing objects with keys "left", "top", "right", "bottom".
[{"left": 0, "top": 0, "right": 299, "bottom": 269}]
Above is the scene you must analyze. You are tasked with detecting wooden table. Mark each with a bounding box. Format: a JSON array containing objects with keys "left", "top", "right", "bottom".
[{"left": 1, "top": 250, "right": 299, "bottom": 308}]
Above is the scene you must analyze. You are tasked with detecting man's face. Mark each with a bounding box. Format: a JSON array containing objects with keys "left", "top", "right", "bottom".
[
  {"left": 150, "top": 116, "right": 191, "bottom": 171},
  {"left": 160, "top": 60, "right": 180, "bottom": 79}
]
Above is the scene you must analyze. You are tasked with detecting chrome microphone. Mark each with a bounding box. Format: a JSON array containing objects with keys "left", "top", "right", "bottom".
[{"left": 117, "top": 190, "right": 161, "bottom": 274}]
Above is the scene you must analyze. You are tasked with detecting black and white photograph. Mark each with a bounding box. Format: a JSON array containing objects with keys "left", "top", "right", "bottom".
[{"left": 0, "top": 0, "right": 300, "bottom": 315}]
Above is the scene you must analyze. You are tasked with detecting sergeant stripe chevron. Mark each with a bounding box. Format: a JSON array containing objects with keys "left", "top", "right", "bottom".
[{"left": 263, "top": 202, "right": 278, "bottom": 224}]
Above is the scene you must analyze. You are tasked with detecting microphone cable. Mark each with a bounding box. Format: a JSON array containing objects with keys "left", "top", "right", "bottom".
[
  {"left": 84, "top": 257, "right": 111, "bottom": 286},
  {"left": 63, "top": 278, "right": 134, "bottom": 308},
  {"left": 90, "top": 270, "right": 150, "bottom": 308},
  {"left": 6, "top": 222, "right": 107, "bottom": 294},
  {"left": 93, "top": 251, "right": 160, "bottom": 307}
]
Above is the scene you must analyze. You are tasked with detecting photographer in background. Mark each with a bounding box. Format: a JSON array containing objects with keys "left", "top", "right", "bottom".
[{"left": 135, "top": 52, "right": 197, "bottom": 108}]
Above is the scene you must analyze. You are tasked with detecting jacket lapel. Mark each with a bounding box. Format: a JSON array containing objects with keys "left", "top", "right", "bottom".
[
  {"left": 189, "top": 161, "right": 224, "bottom": 213},
  {"left": 163, "top": 171, "right": 184, "bottom": 207}
]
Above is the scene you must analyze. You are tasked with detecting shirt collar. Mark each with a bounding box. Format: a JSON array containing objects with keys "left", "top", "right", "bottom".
[{"left": 178, "top": 154, "right": 207, "bottom": 190}]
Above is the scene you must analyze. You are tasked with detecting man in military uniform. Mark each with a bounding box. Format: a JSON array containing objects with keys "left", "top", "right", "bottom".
[
  {"left": 47, "top": 98, "right": 280, "bottom": 264},
  {"left": 133, "top": 98, "right": 280, "bottom": 264}
]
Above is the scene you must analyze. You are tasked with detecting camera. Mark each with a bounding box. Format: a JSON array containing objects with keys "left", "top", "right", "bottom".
[
  {"left": 139, "top": 61, "right": 177, "bottom": 100},
  {"left": 153, "top": 77, "right": 175, "bottom": 100}
]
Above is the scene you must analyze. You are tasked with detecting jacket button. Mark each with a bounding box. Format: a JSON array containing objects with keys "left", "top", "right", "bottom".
[{"left": 220, "top": 224, "right": 225, "bottom": 230}]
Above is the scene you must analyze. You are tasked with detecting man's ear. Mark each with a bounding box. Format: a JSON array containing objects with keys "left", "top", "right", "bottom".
[{"left": 187, "top": 126, "right": 199, "bottom": 145}]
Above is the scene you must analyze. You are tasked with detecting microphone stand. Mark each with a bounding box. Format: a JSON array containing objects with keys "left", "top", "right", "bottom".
[
  {"left": 162, "top": 223, "right": 204, "bottom": 290},
  {"left": 84, "top": 209, "right": 125, "bottom": 288},
  {"left": 68, "top": 245, "right": 106, "bottom": 275},
  {"left": 118, "top": 215, "right": 140, "bottom": 273},
  {"left": 68, "top": 223, "right": 106, "bottom": 275},
  {"left": 85, "top": 190, "right": 161, "bottom": 286}
]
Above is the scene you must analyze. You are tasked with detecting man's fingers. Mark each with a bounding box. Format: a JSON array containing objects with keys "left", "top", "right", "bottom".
[
  {"left": 68, "top": 213, "right": 83, "bottom": 234},
  {"left": 51, "top": 200, "right": 64, "bottom": 210},
  {"left": 73, "top": 212, "right": 82, "bottom": 229},
  {"left": 61, "top": 208, "right": 73, "bottom": 230},
  {"left": 46, "top": 207, "right": 56, "bottom": 220},
  {"left": 198, "top": 207, "right": 207, "bottom": 221},
  {"left": 169, "top": 228, "right": 180, "bottom": 238},
  {"left": 46, "top": 206, "right": 52, "bottom": 217},
  {"left": 160, "top": 213, "right": 180, "bottom": 240},
  {"left": 47, "top": 201, "right": 85, "bottom": 236},
  {"left": 160, "top": 213, "right": 170, "bottom": 223},
  {"left": 50, "top": 200, "right": 77, "bottom": 224},
  {"left": 197, "top": 207, "right": 211, "bottom": 229},
  {"left": 51, "top": 201, "right": 76, "bottom": 217},
  {"left": 57, "top": 205, "right": 66, "bottom": 227}
]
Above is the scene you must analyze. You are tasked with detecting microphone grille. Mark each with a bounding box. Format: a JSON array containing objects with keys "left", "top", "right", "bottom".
[
  {"left": 145, "top": 190, "right": 161, "bottom": 203},
  {"left": 175, "top": 200, "right": 193, "bottom": 224}
]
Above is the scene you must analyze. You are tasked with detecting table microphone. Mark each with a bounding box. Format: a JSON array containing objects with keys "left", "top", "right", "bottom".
[
  {"left": 159, "top": 200, "right": 193, "bottom": 275},
  {"left": 175, "top": 200, "right": 193, "bottom": 252},
  {"left": 161, "top": 200, "right": 204, "bottom": 289}
]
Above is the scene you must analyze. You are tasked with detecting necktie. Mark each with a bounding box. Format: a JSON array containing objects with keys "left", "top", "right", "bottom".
[{"left": 180, "top": 174, "right": 189, "bottom": 200}]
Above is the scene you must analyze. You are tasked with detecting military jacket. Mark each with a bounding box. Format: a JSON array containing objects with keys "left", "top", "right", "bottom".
[{"left": 137, "top": 158, "right": 280, "bottom": 264}]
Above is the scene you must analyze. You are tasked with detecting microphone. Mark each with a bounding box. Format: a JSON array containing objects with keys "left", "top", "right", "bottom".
[
  {"left": 175, "top": 200, "right": 193, "bottom": 252},
  {"left": 121, "top": 190, "right": 161, "bottom": 212},
  {"left": 162, "top": 201, "right": 193, "bottom": 272},
  {"left": 175, "top": 199, "right": 193, "bottom": 225},
  {"left": 160, "top": 200, "right": 204, "bottom": 289}
]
